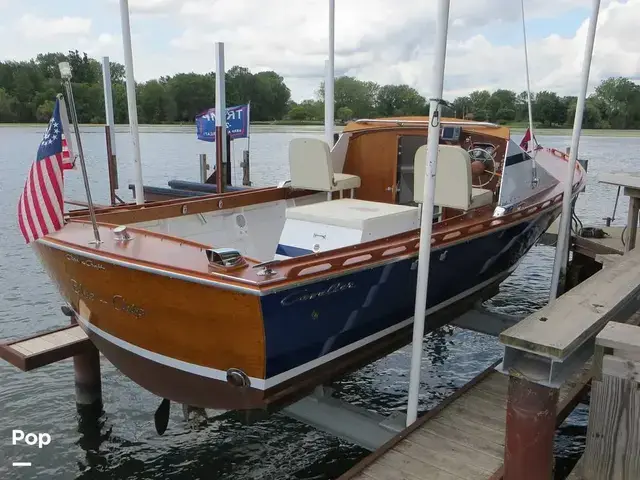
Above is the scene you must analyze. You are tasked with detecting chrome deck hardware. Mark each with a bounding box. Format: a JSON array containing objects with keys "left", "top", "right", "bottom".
[
  {"left": 205, "top": 248, "right": 244, "bottom": 268},
  {"left": 252, "top": 259, "right": 281, "bottom": 277}
]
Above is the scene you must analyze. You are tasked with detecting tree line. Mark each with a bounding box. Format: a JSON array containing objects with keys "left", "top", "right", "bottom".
[{"left": 1, "top": 50, "right": 639, "bottom": 129}]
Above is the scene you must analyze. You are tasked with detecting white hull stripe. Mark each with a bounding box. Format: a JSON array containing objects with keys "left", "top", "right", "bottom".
[{"left": 74, "top": 264, "right": 518, "bottom": 391}]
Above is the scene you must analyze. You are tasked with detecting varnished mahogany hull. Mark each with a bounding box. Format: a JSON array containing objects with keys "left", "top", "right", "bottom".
[{"left": 32, "top": 205, "right": 557, "bottom": 411}]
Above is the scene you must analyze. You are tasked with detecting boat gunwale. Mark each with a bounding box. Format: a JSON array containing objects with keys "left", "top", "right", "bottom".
[{"left": 38, "top": 173, "right": 581, "bottom": 295}]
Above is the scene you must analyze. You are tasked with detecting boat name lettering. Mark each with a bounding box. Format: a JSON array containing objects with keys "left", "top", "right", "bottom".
[
  {"left": 65, "top": 254, "right": 105, "bottom": 271},
  {"left": 281, "top": 282, "right": 356, "bottom": 306},
  {"left": 70, "top": 280, "right": 145, "bottom": 318},
  {"left": 71, "top": 279, "right": 95, "bottom": 301},
  {"left": 112, "top": 295, "right": 145, "bottom": 318}
]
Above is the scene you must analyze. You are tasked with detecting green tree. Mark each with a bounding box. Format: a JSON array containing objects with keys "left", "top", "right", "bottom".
[
  {"left": 336, "top": 106, "right": 354, "bottom": 122},
  {"left": 535, "top": 91, "right": 565, "bottom": 126},
  {"left": 138, "top": 79, "right": 177, "bottom": 123},
  {"left": 0, "top": 88, "right": 18, "bottom": 122},
  {"left": 375, "top": 84, "right": 426, "bottom": 116}
]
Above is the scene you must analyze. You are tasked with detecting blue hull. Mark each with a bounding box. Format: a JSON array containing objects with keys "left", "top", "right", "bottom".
[{"left": 260, "top": 208, "right": 559, "bottom": 379}]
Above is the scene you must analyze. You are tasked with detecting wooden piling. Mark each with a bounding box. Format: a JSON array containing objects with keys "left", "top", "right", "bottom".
[{"left": 70, "top": 316, "right": 102, "bottom": 411}]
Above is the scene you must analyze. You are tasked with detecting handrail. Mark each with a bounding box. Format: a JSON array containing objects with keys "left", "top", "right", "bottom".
[{"left": 354, "top": 118, "right": 501, "bottom": 129}]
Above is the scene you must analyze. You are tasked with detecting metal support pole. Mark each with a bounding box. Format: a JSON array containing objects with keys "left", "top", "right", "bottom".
[
  {"left": 325, "top": 0, "right": 335, "bottom": 148},
  {"left": 504, "top": 376, "right": 558, "bottom": 480},
  {"left": 59, "top": 68, "right": 101, "bottom": 245},
  {"left": 406, "top": 0, "right": 451, "bottom": 427},
  {"left": 549, "top": 0, "right": 601, "bottom": 301},
  {"left": 118, "top": 0, "right": 145, "bottom": 205},
  {"left": 215, "top": 42, "right": 227, "bottom": 195}
]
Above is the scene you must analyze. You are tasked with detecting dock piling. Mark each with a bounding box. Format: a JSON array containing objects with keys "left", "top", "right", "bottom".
[{"left": 504, "top": 376, "right": 558, "bottom": 480}]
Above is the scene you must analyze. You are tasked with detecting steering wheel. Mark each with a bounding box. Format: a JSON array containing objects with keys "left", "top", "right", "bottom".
[{"left": 468, "top": 147, "right": 497, "bottom": 188}]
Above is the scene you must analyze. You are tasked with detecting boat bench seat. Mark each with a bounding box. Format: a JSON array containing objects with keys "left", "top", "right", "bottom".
[
  {"left": 414, "top": 144, "right": 493, "bottom": 210},
  {"left": 288, "top": 137, "right": 361, "bottom": 200}
]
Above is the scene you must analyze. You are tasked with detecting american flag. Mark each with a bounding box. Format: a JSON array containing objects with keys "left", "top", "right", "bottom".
[{"left": 17, "top": 98, "right": 74, "bottom": 244}]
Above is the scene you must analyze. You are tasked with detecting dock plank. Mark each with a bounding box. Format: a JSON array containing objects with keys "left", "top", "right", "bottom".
[{"left": 371, "top": 451, "right": 464, "bottom": 480}]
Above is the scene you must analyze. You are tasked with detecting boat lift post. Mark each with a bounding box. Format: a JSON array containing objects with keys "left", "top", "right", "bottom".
[
  {"left": 215, "top": 42, "right": 228, "bottom": 195},
  {"left": 101, "top": 56, "right": 120, "bottom": 206},
  {"left": 549, "top": 0, "right": 601, "bottom": 301},
  {"left": 118, "top": 0, "right": 145, "bottom": 205},
  {"left": 324, "top": 0, "right": 335, "bottom": 147},
  {"left": 406, "top": 0, "right": 451, "bottom": 427}
]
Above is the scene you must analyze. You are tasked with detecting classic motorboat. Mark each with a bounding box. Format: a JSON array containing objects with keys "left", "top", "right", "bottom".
[{"left": 33, "top": 117, "right": 586, "bottom": 412}]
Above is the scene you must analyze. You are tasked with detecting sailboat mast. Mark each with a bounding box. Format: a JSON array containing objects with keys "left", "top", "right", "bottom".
[
  {"left": 520, "top": 0, "right": 538, "bottom": 187},
  {"left": 549, "top": 0, "right": 601, "bottom": 301},
  {"left": 406, "top": 0, "right": 451, "bottom": 427}
]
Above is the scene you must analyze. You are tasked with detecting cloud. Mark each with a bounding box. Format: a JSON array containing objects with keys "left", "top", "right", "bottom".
[
  {"left": 17, "top": 14, "right": 91, "bottom": 40},
  {"left": 0, "top": 0, "right": 638, "bottom": 103}
]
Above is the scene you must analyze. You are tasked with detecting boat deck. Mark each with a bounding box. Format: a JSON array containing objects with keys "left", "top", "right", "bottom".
[
  {"left": 338, "top": 360, "right": 593, "bottom": 480},
  {"left": 539, "top": 219, "right": 626, "bottom": 257}
]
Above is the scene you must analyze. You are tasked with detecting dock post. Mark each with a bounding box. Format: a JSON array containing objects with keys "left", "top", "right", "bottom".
[
  {"left": 241, "top": 150, "right": 251, "bottom": 186},
  {"left": 504, "top": 376, "right": 558, "bottom": 480},
  {"left": 67, "top": 313, "right": 102, "bottom": 413},
  {"left": 199, "top": 154, "right": 208, "bottom": 183}
]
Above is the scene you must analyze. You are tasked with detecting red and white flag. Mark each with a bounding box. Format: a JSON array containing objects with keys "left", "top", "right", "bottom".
[
  {"left": 519, "top": 127, "right": 532, "bottom": 151},
  {"left": 17, "top": 97, "right": 73, "bottom": 243}
]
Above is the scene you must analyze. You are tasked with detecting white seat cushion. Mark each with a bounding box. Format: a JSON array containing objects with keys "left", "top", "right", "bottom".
[
  {"left": 471, "top": 188, "right": 493, "bottom": 208},
  {"left": 332, "top": 173, "right": 361, "bottom": 191},
  {"left": 286, "top": 198, "right": 419, "bottom": 230}
]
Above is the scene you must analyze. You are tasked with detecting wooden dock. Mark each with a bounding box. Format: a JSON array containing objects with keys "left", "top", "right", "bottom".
[
  {"left": 339, "top": 243, "right": 640, "bottom": 480},
  {"left": 338, "top": 359, "right": 593, "bottom": 480}
]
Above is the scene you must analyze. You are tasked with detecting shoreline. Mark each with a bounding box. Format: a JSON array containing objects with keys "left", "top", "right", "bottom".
[{"left": 2, "top": 123, "right": 639, "bottom": 137}]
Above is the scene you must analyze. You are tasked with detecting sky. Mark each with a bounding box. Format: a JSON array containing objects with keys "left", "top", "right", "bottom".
[{"left": 1, "top": 0, "right": 639, "bottom": 102}]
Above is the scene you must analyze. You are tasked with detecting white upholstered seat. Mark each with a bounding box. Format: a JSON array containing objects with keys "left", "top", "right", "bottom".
[
  {"left": 289, "top": 138, "right": 361, "bottom": 200},
  {"left": 413, "top": 144, "right": 493, "bottom": 211}
]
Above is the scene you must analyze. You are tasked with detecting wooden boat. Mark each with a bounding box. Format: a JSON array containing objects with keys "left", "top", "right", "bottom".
[{"left": 33, "top": 117, "right": 586, "bottom": 411}]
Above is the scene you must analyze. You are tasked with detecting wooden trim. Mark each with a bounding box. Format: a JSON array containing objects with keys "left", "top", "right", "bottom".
[{"left": 337, "top": 359, "right": 503, "bottom": 480}]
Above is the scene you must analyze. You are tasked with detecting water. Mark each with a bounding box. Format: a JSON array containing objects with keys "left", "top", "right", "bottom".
[{"left": 0, "top": 125, "right": 638, "bottom": 479}]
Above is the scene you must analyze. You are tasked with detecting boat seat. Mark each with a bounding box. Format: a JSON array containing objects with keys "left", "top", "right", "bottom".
[
  {"left": 288, "top": 138, "right": 361, "bottom": 200},
  {"left": 413, "top": 144, "right": 493, "bottom": 210}
]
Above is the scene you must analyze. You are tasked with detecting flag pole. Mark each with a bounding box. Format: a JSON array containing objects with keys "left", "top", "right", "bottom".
[
  {"left": 549, "top": 0, "right": 601, "bottom": 301},
  {"left": 406, "top": 0, "right": 451, "bottom": 426},
  {"left": 58, "top": 62, "right": 101, "bottom": 245}
]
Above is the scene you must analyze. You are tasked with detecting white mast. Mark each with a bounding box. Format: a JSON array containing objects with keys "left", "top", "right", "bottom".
[
  {"left": 325, "top": 0, "right": 335, "bottom": 147},
  {"left": 406, "top": 0, "right": 451, "bottom": 427},
  {"left": 549, "top": 0, "right": 601, "bottom": 301},
  {"left": 520, "top": 0, "right": 538, "bottom": 186},
  {"left": 118, "top": 0, "right": 145, "bottom": 204}
]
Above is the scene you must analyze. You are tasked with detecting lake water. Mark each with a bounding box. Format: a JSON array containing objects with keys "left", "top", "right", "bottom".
[{"left": 1, "top": 125, "right": 639, "bottom": 479}]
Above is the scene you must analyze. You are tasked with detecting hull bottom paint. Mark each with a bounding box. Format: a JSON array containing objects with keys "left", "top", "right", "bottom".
[{"left": 77, "top": 276, "right": 505, "bottom": 412}]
